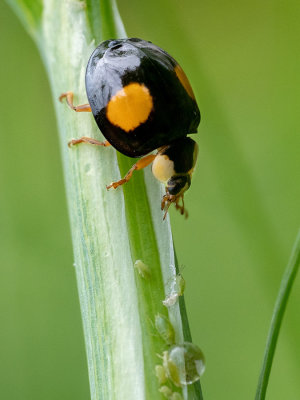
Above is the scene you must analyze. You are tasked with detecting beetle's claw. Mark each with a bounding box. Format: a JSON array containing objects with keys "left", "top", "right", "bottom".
[{"left": 161, "top": 193, "right": 188, "bottom": 220}]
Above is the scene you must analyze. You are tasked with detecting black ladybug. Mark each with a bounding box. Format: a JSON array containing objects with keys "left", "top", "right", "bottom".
[{"left": 59, "top": 38, "right": 200, "bottom": 219}]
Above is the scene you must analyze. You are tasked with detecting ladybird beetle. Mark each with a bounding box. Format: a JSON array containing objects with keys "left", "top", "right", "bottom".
[{"left": 59, "top": 38, "right": 200, "bottom": 219}]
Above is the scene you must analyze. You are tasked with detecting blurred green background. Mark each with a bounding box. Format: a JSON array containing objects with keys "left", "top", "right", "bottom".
[{"left": 0, "top": 1, "right": 299, "bottom": 399}]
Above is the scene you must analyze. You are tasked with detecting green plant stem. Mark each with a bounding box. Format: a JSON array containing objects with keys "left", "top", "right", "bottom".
[
  {"left": 255, "top": 229, "right": 300, "bottom": 400},
  {"left": 7, "top": 0, "right": 203, "bottom": 399}
]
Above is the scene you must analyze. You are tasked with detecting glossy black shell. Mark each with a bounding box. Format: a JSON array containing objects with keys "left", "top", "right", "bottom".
[{"left": 85, "top": 38, "right": 200, "bottom": 158}]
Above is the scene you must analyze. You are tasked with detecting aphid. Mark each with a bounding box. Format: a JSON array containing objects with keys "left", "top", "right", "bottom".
[
  {"left": 155, "top": 365, "right": 167, "bottom": 385},
  {"left": 134, "top": 259, "right": 151, "bottom": 279},
  {"left": 60, "top": 38, "right": 200, "bottom": 218},
  {"left": 163, "top": 273, "right": 186, "bottom": 307},
  {"left": 155, "top": 313, "right": 176, "bottom": 345},
  {"left": 159, "top": 386, "right": 173, "bottom": 399},
  {"left": 171, "top": 392, "right": 183, "bottom": 400},
  {"left": 158, "top": 384, "right": 183, "bottom": 400}
]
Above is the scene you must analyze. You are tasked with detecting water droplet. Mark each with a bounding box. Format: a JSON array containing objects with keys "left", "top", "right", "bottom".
[{"left": 162, "top": 342, "right": 205, "bottom": 387}]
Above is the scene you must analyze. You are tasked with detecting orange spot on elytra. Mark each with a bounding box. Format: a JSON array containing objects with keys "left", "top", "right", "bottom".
[
  {"left": 174, "top": 64, "right": 195, "bottom": 100},
  {"left": 107, "top": 83, "right": 153, "bottom": 132}
]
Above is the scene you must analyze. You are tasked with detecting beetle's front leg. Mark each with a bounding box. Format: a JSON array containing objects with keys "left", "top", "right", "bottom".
[
  {"left": 59, "top": 91, "right": 92, "bottom": 112},
  {"left": 107, "top": 154, "right": 156, "bottom": 189}
]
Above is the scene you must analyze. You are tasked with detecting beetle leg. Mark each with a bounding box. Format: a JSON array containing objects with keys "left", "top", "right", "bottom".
[
  {"left": 59, "top": 91, "right": 92, "bottom": 112},
  {"left": 107, "top": 154, "right": 156, "bottom": 190},
  {"left": 163, "top": 201, "right": 172, "bottom": 220},
  {"left": 175, "top": 195, "right": 188, "bottom": 218},
  {"left": 68, "top": 137, "right": 111, "bottom": 147}
]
